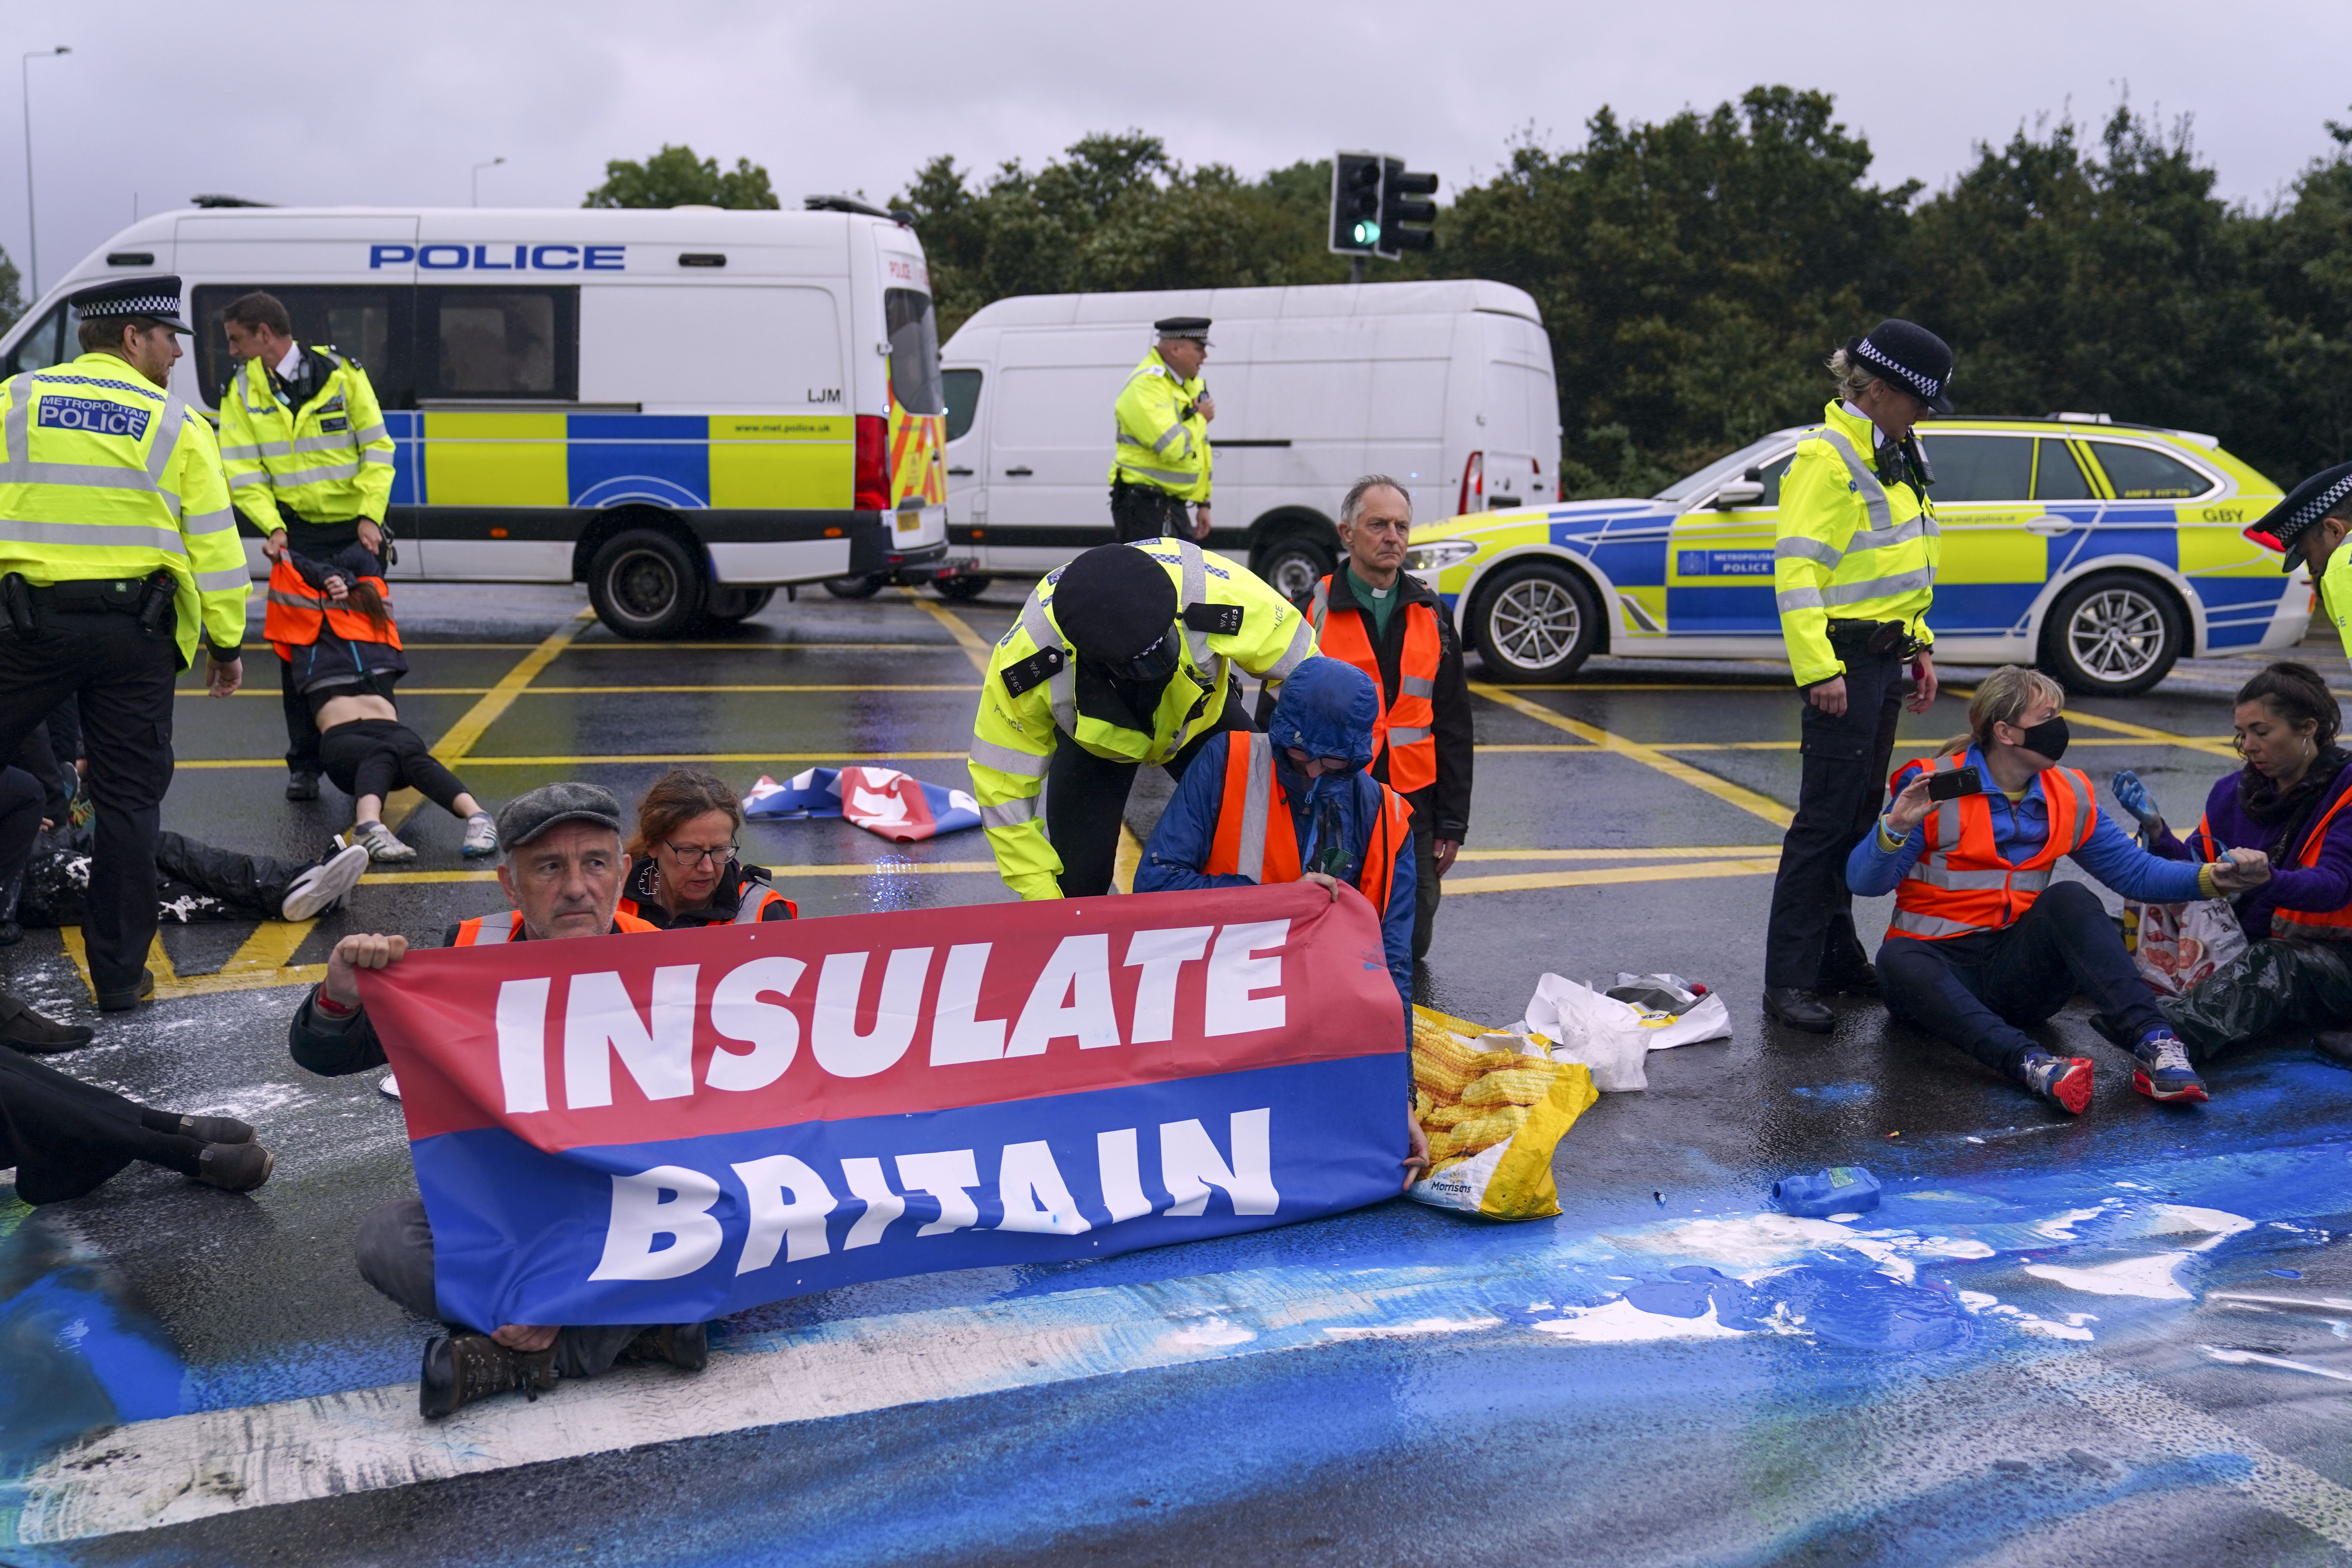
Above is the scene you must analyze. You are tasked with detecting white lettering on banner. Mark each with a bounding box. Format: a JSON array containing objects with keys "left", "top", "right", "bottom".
[
  {"left": 589, "top": 1165, "right": 726, "bottom": 1281},
  {"left": 1096, "top": 1128, "right": 1152, "bottom": 1223},
  {"left": 730, "top": 1154, "right": 836, "bottom": 1273},
  {"left": 840, "top": 1157, "right": 904, "bottom": 1250},
  {"left": 706, "top": 956, "right": 804, "bottom": 1092},
  {"left": 1007, "top": 934, "right": 1120, "bottom": 1056},
  {"left": 495, "top": 977, "right": 552, "bottom": 1113},
  {"left": 1161, "top": 1111, "right": 1278, "bottom": 1216},
  {"left": 896, "top": 1150, "right": 982, "bottom": 1236},
  {"left": 564, "top": 967, "right": 699, "bottom": 1108},
  {"left": 812, "top": 948, "right": 935, "bottom": 1077},
  {"left": 996, "top": 1140, "right": 1092, "bottom": 1235},
  {"left": 929, "top": 944, "right": 1007, "bottom": 1065},
  {"left": 1204, "top": 923, "right": 1289, "bottom": 1037},
  {"left": 1123, "top": 927, "right": 1213, "bottom": 1044}
]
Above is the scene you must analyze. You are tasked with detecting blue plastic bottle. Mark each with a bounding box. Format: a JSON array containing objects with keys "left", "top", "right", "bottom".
[{"left": 1773, "top": 1165, "right": 1882, "bottom": 1218}]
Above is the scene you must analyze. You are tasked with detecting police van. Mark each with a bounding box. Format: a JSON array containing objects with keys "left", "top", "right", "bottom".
[
  {"left": 1, "top": 200, "right": 951, "bottom": 638},
  {"left": 935, "top": 280, "right": 1561, "bottom": 600},
  {"left": 1406, "top": 414, "right": 2304, "bottom": 696}
]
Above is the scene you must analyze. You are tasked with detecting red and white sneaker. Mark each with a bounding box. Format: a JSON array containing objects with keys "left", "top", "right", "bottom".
[{"left": 2021, "top": 1053, "right": 2094, "bottom": 1114}]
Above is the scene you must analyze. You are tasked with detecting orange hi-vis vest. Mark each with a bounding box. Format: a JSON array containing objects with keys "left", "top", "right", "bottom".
[
  {"left": 2200, "top": 785, "right": 2352, "bottom": 942},
  {"left": 1308, "top": 575, "right": 1440, "bottom": 793},
  {"left": 1887, "top": 753, "right": 2100, "bottom": 941},
  {"left": 1203, "top": 732, "right": 1414, "bottom": 912},
  {"left": 264, "top": 554, "right": 402, "bottom": 656},
  {"left": 618, "top": 881, "right": 798, "bottom": 926},
  {"left": 452, "top": 909, "right": 661, "bottom": 946}
]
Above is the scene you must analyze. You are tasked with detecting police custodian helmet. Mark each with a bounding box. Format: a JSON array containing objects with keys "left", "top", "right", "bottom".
[
  {"left": 2253, "top": 460, "right": 2352, "bottom": 573},
  {"left": 69, "top": 275, "right": 195, "bottom": 335},
  {"left": 1847, "top": 319, "right": 1954, "bottom": 414}
]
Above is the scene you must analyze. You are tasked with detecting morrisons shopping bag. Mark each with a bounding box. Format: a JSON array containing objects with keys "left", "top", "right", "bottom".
[
  {"left": 2123, "top": 897, "right": 2247, "bottom": 998},
  {"left": 1408, "top": 1005, "right": 1597, "bottom": 1221},
  {"left": 1520, "top": 972, "right": 1733, "bottom": 1092}
]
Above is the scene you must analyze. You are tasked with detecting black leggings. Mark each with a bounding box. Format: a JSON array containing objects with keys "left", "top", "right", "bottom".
[
  {"left": 318, "top": 719, "right": 470, "bottom": 816},
  {"left": 0, "top": 1046, "right": 205, "bottom": 1204}
]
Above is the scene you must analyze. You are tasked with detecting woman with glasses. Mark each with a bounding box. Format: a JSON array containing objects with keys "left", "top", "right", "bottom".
[{"left": 618, "top": 768, "right": 798, "bottom": 929}]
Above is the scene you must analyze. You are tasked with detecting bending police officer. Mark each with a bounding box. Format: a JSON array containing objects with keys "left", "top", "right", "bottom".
[
  {"left": 0, "top": 276, "right": 248, "bottom": 1011},
  {"left": 1107, "top": 318, "right": 1214, "bottom": 543},
  {"left": 1763, "top": 320, "right": 1950, "bottom": 1033},
  {"left": 2262, "top": 462, "right": 2352, "bottom": 665}
]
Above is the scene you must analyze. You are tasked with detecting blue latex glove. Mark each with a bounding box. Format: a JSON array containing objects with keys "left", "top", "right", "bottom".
[{"left": 2110, "top": 769, "right": 2165, "bottom": 832}]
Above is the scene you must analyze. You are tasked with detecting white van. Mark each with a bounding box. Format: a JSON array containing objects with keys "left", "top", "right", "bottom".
[
  {"left": 0, "top": 200, "right": 951, "bottom": 638},
  {"left": 936, "top": 280, "right": 1561, "bottom": 598}
]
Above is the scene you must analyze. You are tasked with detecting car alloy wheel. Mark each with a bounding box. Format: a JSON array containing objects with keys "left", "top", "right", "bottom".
[
  {"left": 2066, "top": 586, "right": 2167, "bottom": 684},
  {"left": 1488, "top": 577, "right": 1583, "bottom": 672}
]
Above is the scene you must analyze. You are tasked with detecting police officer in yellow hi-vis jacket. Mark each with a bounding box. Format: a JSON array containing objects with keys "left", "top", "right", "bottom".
[
  {"left": 216, "top": 290, "right": 395, "bottom": 800},
  {"left": 0, "top": 277, "right": 249, "bottom": 1010},
  {"left": 1763, "top": 320, "right": 1951, "bottom": 1034},
  {"left": 968, "top": 538, "right": 1316, "bottom": 899},
  {"left": 1107, "top": 317, "right": 1214, "bottom": 543}
]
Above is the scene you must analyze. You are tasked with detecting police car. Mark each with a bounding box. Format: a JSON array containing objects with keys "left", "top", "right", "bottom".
[{"left": 1406, "top": 414, "right": 2301, "bottom": 695}]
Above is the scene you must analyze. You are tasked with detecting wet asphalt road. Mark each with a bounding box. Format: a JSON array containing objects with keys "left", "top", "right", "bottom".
[{"left": 4, "top": 578, "right": 2351, "bottom": 1567}]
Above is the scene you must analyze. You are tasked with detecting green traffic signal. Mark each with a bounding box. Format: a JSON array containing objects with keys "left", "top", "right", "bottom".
[{"left": 1354, "top": 220, "right": 1379, "bottom": 245}]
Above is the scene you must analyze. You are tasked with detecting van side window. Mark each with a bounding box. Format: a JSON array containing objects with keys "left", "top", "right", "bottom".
[
  {"left": 191, "top": 285, "right": 412, "bottom": 408},
  {"left": 0, "top": 304, "right": 69, "bottom": 377},
  {"left": 418, "top": 287, "right": 577, "bottom": 400},
  {"left": 2033, "top": 439, "right": 2093, "bottom": 501},
  {"left": 885, "top": 289, "right": 944, "bottom": 415},
  {"left": 2089, "top": 441, "right": 2212, "bottom": 501},
  {"left": 1922, "top": 434, "right": 2034, "bottom": 502},
  {"left": 942, "top": 368, "right": 982, "bottom": 443}
]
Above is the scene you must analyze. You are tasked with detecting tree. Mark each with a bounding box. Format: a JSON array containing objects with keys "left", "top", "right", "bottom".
[
  {"left": 2245, "top": 109, "right": 2352, "bottom": 483},
  {"left": 584, "top": 145, "right": 779, "bottom": 210},
  {"left": 0, "top": 245, "right": 21, "bottom": 336}
]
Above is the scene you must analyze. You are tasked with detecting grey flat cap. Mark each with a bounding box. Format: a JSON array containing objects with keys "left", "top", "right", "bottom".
[{"left": 495, "top": 782, "right": 622, "bottom": 850}]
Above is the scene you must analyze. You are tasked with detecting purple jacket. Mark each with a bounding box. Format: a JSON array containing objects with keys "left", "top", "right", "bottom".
[{"left": 2148, "top": 762, "right": 2352, "bottom": 940}]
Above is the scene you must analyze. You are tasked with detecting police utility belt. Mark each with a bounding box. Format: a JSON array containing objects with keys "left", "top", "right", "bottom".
[
  {"left": 0, "top": 571, "right": 177, "bottom": 639},
  {"left": 1824, "top": 617, "right": 1921, "bottom": 659}
]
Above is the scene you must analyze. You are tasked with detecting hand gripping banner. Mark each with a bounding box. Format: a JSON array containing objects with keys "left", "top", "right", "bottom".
[{"left": 359, "top": 882, "right": 1408, "bottom": 1330}]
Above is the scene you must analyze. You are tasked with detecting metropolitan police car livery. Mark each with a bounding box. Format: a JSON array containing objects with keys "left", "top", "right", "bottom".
[
  {"left": 0, "top": 200, "right": 951, "bottom": 639},
  {"left": 1407, "top": 414, "right": 2303, "bottom": 695}
]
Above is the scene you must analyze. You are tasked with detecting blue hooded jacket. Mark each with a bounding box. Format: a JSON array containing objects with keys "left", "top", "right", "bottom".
[{"left": 1137, "top": 656, "right": 1417, "bottom": 1007}]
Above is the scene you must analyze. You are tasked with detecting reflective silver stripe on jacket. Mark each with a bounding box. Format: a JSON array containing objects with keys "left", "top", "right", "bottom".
[
  {"left": 219, "top": 443, "right": 265, "bottom": 461},
  {"left": 1115, "top": 460, "right": 1195, "bottom": 488},
  {"left": 229, "top": 470, "right": 270, "bottom": 490},
  {"left": 1774, "top": 536, "right": 1842, "bottom": 568},
  {"left": 468, "top": 916, "right": 515, "bottom": 946},
  {"left": 1397, "top": 673, "right": 1436, "bottom": 699},
  {"left": 969, "top": 736, "right": 1049, "bottom": 778},
  {"left": 352, "top": 422, "right": 388, "bottom": 445},
  {"left": 1819, "top": 566, "right": 1935, "bottom": 608},
  {"left": 731, "top": 886, "right": 773, "bottom": 925},
  {"left": 268, "top": 589, "right": 325, "bottom": 610},
  {"left": 194, "top": 565, "right": 249, "bottom": 592},
  {"left": 1903, "top": 863, "right": 2051, "bottom": 892},
  {"left": 1231, "top": 732, "right": 1275, "bottom": 883},
  {"left": 1811, "top": 425, "right": 1938, "bottom": 552},
  {"left": 1172, "top": 538, "right": 1216, "bottom": 676},
  {"left": 1017, "top": 587, "right": 1077, "bottom": 735},
  {"left": 0, "top": 518, "right": 189, "bottom": 554},
  {"left": 290, "top": 432, "right": 358, "bottom": 456},
  {"left": 1387, "top": 724, "right": 1433, "bottom": 746},
  {"left": 1887, "top": 908, "right": 1976, "bottom": 938},
  {"left": 183, "top": 505, "right": 236, "bottom": 537},
  {"left": 1307, "top": 578, "right": 1329, "bottom": 636},
  {"left": 362, "top": 451, "right": 394, "bottom": 467},
  {"left": 274, "top": 459, "right": 363, "bottom": 487},
  {"left": 980, "top": 798, "right": 1036, "bottom": 829},
  {"left": 1263, "top": 615, "right": 1316, "bottom": 682}
]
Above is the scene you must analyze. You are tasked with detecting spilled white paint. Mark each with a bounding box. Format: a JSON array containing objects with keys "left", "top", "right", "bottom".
[
  {"left": 1527, "top": 1298, "right": 1751, "bottom": 1344},
  {"left": 2031, "top": 1206, "right": 2110, "bottom": 1241},
  {"left": 1323, "top": 1317, "right": 1501, "bottom": 1341},
  {"left": 1164, "top": 1316, "right": 1256, "bottom": 1348},
  {"left": 2199, "top": 1345, "right": 2352, "bottom": 1384},
  {"left": 2024, "top": 1252, "right": 2193, "bottom": 1301},
  {"left": 1610, "top": 1214, "right": 1853, "bottom": 1269},
  {"left": 2141, "top": 1205, "right": 2255, "bottom": 1252},
  {"left": 1956, "top": 1290, "right": 2096, "bottom": 1341}
]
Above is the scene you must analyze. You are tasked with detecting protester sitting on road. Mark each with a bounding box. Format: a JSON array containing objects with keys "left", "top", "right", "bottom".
[
  {"left": 1136, "top": 656, "right": 1428, "bottom": 1186},
  {"left": 616, "top": 767, "right": 797, "bottom": 928},
  {"left": 285, "top": 782, "right": 705, "bottom": 1419},
  {"left": 281, "top": 543, "right": 497, "bottom": 864},
  {"left": 1851, "top": 665, "right": 2270, "bottom": 1114},
  {"left": 0, "top": 1047, "right": 272, "bottom": 1200},
  {"left": 2108, "top": 661, "right": 2352, "bottom": 1066}
]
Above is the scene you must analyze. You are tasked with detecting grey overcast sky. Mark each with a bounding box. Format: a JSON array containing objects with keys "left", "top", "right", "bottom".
[{"left": 8, "top": 0, "right": 2349, "bottom": 299}]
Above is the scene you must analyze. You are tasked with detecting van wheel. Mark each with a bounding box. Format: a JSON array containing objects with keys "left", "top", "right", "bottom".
[
  {"left": 2040, "top": 571, "right": 2183, "bottom": 696},
  {"left": 1470, "top": 561, "right": 1600, "bottom": 682},
  {"left": 1254, "top": 531, "right": 1336, "bottom": 600},
  {"left": 933, "top": 574, "right": 990, "bottom": 601},
  {"left": 822, "top": 574, "right": 883, "bottom": 600},
  {"left": 589, "top": 529, "right": 708, "bottom": 640},
  {"left": 705, "top": 587, "right": 775, "bottom": 624}
]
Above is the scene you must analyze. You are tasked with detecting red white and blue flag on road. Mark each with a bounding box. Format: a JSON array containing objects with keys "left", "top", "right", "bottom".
[
  {"left": 359, "top": 884, "right": 1408, "bottom": 1330},
  {"left": 742, "top": 766, "right": 982, "bottom": 842}
]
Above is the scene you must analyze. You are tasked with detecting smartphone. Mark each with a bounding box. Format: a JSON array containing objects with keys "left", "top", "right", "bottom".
[{"left": 1926, "top": 766, "right": 1984, "bottom": 802}]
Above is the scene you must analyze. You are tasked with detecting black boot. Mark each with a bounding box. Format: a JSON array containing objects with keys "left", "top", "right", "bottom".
[
  {"left": 286, "top": 772, "right": 321, "bottom": 802},
  {"left": 2314, "top": 1030, "right": 2352, "bottom": 1068},
  {"left": 419, "top": 1332, "right": 559, "bottom": 1419},
  {"left": 194, "top": 1142, "right": 274, "bottom": 1192},
  {"left": 1763, "top": 987, "right": 1836, "bottom": 1033},
  {"left": 619, "top": 1322, "right": 709, "bottom": 1372},
  {"left": 96, "top": 968, "right": 155, "bottom": 1013},
  {"left": 0, "top": 993, "right": 93, "bottom": 1054}
]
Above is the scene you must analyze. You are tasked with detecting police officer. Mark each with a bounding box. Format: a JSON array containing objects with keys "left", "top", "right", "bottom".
[
  {"left": 2258, "top": 462, "right": 2352, "bottom": 661},
  {"left": 216, "top": 290, "right": 396, "bottom": 801},
  {"left": 968, "top": 538, "right": 1317, "bottom": 900},
  {"left": 0, "top": 277, "right": 249, "bottom": 1011},
  {"left": 1107, "top": 318, "right": 1214, "bottom": 543},
  {"left": 1762, "top": 320, "right": 1950, "bottom": 1033}
]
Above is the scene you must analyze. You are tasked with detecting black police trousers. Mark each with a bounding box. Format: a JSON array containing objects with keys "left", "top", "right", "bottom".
[
  {"left": 1764, "top": 637, "right": 1906, "bottom": 990},
  {"left": 0, "top": 609, "right": 178, "bottom": 996},
  {"left": 1109, "top": 480, "right": 1192, "bottom": 543},
  {"left": 1046, "top": 693, "right": 1252, "bottom": 898}
]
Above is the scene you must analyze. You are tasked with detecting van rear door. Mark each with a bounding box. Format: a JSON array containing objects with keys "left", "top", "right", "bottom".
[
  {"left": 985, "top": 327, "right": 1136, "bottom": 565},
  {"left": 1472, "top": 314, "right": 1555, "bottom": 510}
]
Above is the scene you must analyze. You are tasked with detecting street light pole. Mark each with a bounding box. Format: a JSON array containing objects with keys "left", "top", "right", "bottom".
[
  {"left": 471, "top": 156, "right": 505, "bottom": 207},
  {"left": 20, "top": 46, "right": 69, "bottom": 300}
]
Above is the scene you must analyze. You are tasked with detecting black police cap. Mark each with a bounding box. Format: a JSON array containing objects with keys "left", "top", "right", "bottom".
[
  {"left": 69, "top": 274, "right": 194, "bottom": 335},
  {"left": 1049, "top": 545, "right": 1178, "bottom": 662},
  {"left": 1847, "top": 319, "right": 1954, "bottom": 414},
  {"left": 1153, "top": 316, "right": 1212, "bottom": 344},
  {"left": 2254, "top": 460, "right": 2352, "bottom": 573}
]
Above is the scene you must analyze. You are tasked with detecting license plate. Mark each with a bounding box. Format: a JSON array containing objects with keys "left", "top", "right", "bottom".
[{"left": 895, "top": 510, "right": 922, "bottom": 534}]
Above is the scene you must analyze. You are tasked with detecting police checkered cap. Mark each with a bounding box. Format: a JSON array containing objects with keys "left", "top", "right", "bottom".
[
  {"left": 2255, "top": 460, "right": 2352, "bottom": 572},
  {"left": 1848, "top": 319, "right": 1955, "bottom": 414},
  {"left": 69, "top": 275, "right": 192, "bottom": 332}
]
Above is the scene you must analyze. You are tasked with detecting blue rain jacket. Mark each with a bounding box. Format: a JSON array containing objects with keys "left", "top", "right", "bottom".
[{"left": 1138, "top": 656, "right": 1416, "bottom": 1008}]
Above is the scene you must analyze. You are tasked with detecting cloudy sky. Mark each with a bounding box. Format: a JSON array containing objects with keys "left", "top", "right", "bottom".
[{"left": 8, "top": 0, "right": 2347, "bottom": 299}]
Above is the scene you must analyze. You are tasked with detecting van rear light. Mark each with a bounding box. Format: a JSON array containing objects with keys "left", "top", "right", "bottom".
[
  {"left": 1458, "top": 451, "right": 1483, "bottom": 516},
  {"left": 1533, "top": 455, "right": 1555, "bottom": 503},
  {"left": 2243, "top": 522, "right": 2285, "bottom": 554},
  {"left": 853, "top": 415, "right": 891, "bottom": 511}
]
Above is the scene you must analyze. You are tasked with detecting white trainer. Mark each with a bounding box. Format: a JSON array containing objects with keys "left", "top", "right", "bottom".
[{"left": 281, "top": 843, "right": 372, "bottom": 920}]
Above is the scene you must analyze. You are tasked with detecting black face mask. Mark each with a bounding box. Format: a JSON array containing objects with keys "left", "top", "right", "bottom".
[
  {"left": 2017, "top": 714, "right": 2071, "bottom": 762},
  {"left": 1107, "top": 631, "right": 1181, "bottom": 683}
]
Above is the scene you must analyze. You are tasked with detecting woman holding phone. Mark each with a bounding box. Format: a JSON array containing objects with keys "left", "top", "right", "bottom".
[{"left": 1848, "top": 666, "right": 2270, "bottom": 1114}]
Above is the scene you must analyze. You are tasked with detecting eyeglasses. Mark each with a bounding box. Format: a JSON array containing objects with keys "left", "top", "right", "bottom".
[
  {"left": 1285, "top": 748, "right": 1352, "bottom": 772},
  {"left": 662, "top": 840, "right": 737, "bottom": 867}
]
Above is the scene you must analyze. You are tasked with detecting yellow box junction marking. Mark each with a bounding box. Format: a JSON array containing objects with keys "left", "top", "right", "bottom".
[{"left": 1468, "top": 681, "right": 1794, "bottom": 830}]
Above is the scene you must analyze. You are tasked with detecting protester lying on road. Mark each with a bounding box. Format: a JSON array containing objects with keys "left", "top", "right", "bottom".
[
  {"left": 2110, "top": 661, "right": 2352, "bottom": 1067},
  {"left": 616, "top": 767, "right": 798, "bottom": 928},
  {"left": 1136, "top": 655, "right": 1428, "bottom": 1186},
  {"left": 1850, "top": 665, "right": 2270, "bottom": 1114},
  {"left": 284, "top": 782, "right": 706, "bottom": 1419},
  {"left": 0, "top": 1045, "right": 271, "bottom": 1200}
]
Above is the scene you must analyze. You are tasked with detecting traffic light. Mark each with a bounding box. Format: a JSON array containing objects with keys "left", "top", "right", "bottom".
[
  {"left": 1329, "top": 152, "right": 1383, "bottom": 256},
  {"left": 1378, "top": 162, "right": 1439, "bottom": 258}
]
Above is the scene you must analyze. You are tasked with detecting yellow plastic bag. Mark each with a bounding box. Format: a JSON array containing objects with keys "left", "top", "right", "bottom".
[{"left": 1408, "top": 1005, "right": 1597, "bottom": 1220}]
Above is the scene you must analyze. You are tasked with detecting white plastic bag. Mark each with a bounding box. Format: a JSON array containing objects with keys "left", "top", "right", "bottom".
[
  {"left": 1521, "top": 972, "right": 1733, "bottom": 1093},
  {"left": 2124, "top": 897, "right": 2247, "bottom": 997}
]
